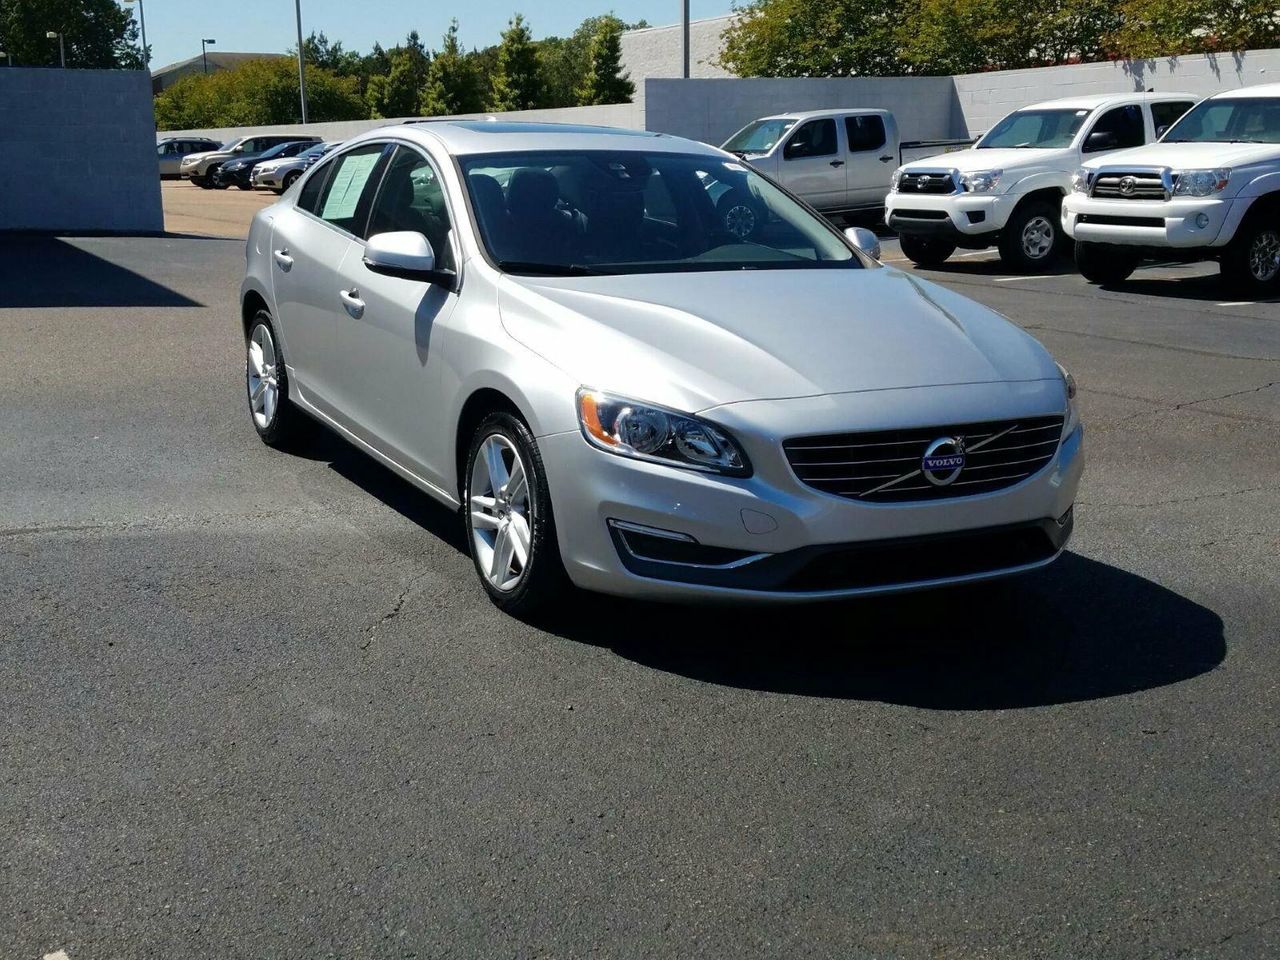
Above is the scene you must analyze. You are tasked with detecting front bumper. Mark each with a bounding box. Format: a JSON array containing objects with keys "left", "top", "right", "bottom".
[
  {"left": 540, "top": 382, "right": 1083, "bottom": 602},
  {"left": 1062, "top": 194, "right": 1244, "bottom": 249},
  {"left": 252, "top": 168, "right": 283, "bottom": 189},
  {"left": 885, "top": 191, "right": 1018, "bottom": 241}
]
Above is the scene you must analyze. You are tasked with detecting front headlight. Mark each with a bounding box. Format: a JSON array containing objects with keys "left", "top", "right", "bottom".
[
  {"left": 1172, "top": 168, "right": 1231, "bottom": 197},
  {"left": 1071, "top": 167, "right": 1091, "bottom": 193},
  {"left": 576, "top": 389, "right": 751, "bottom": 477},
  {"left": 960, "top": 169, "right": 1002, "bottom": 193},
  {"left": 890, "top": 166, "right": 905, "bottom": 192},
  {"left": 1056, "top": 362, "right": 1079, "bottom": 435}
]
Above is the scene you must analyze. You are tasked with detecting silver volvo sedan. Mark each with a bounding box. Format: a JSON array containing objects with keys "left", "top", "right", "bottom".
[{"left": 240, "top": 121, "right": 1083, "bottom": 614}]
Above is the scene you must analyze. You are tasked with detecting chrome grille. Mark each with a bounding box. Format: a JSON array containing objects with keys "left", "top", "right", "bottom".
[
  {"left": 1091, "top": 171, "right": 1168, "bottom": 201},
  {"left": 784, "top": 416, "right": 1065, "bottom": 503},
  {"left": 898, "top": 171, "right": 957, "bottom": 195}
]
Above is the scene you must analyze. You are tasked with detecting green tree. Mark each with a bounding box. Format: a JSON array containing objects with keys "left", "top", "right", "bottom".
[
  {"left": 421, "top": 19, "right": 485, "bottom": 116},
  {"left": 154, "top": 57, "right": 364, "bottom": 129},
  {"left": 719, "top": 0, "right": 907, "bottom": 77},
  {"left": 300, "top": 30, "right": 363, "bottom": 76},
  {"left": 575, "top": 16, "right": 633, "bottom": 104},
  {"left": 1106, "top": 0, "right": 1280, "bottom": 58},
  {"left": 367, "top": 30, "right": 430, "bottom": 118},
  {"left": 490, "top": 14, "right": 542, "bottom": 111},
  {"left": 0, "top": 0, "right": 141, "bottom": 69}
]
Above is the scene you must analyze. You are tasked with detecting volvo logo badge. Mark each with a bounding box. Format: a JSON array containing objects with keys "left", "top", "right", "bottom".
[
  {"left": 921, "top": 436, "right": 966, "bottom": 486},
  {"left": 1118, "top": 175, "right": 1138, "bottom": 196}
]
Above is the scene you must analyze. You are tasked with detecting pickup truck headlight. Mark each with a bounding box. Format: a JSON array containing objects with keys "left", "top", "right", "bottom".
[
  {"left": 890, "top": 167, "right": 905, "bottom": 192},
  {"left": 576, "top": 389, "right": 751, "bottom": 477},
  {"left": 960, "top": 169, "right": 1002, "bottom": 193},
  {"left": 1071, "top": 167, "right": 1091, "bottom": 193},
  {"left": 1172, "top": 168, "right": 1231, "bottom": 197}
]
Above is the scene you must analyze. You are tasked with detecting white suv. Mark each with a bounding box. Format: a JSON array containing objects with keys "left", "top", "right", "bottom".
[
  {"left": 887, "top": 93, "right": 1197, "bottom": 272},
  {"left": 1064, "top": 84, "right": 1280, "bottom": 292}
]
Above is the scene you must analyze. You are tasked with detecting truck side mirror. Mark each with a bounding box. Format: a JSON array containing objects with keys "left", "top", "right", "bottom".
[{"left": 1084, "top": 131, "right": 1118, "bottom": 153}]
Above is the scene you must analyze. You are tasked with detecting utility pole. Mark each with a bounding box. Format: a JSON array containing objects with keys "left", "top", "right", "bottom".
[
  {"left": 125, "top": 0, "right": 149, "bottom": 67},
  {"left": 46, "top": 31, "right": 65, "bottom": 68},
  {"left": 681, "top": 0, "right": 690, "bottom": 78},
  {"left": 294, "top": 0, "right": 309, "bottom": 124}
]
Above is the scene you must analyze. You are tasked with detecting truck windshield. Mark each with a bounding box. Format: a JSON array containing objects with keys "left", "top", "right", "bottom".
[
  {"left": 1163, "top": 98, "right": 1280, "bottom": 144},
  {"left": 977, "top": 109, "right": 1092, "bottom": 149},
  {"left": 722, "top": 118, "right": 797, "bottom": 155},
  {"left": 461, "top": 150, "right": 861, "bottom": 276}
]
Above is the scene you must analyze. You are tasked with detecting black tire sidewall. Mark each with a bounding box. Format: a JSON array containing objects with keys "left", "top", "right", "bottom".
[
  {"left": 463, "top": 412, "right": 566, "bottom": 614},
  {"left": 284, "top": 172, "right": 301, "bottom": 191},
  {"left": 898, "top": 232, "right": 956, "bottom": 267},
  {"left": 1223, "top": 221, "right": 1280, "bottom": 293},
  {"left": 1074, "top": 241, "right": 1138, "bottom": 285},
  {"left": 999, "top": 202, "right": 1062, "bottom": 273},
  {"left": 245, "top": 310, "right": 294, "bottom": 446}
]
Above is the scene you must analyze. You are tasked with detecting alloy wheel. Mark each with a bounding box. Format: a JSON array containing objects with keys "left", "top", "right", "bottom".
[
  {"left": 724, "top": 203, "right": 757, "bottom": 239},
  {"left": 1248, "top": 229, "right": 1280, "bottom": 283},
  {"left": 247, "top": 324, "right": 279, "bottom": 430},
  {"left": 1021, "top": 216, "right": 1055, "bottom": 260},
  {"left": 469, "top": 434, "right": 532, "bottom": 592}
]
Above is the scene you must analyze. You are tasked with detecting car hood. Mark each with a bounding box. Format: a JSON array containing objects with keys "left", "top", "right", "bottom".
[
  {"left": 906, "top": 147, "right": 1073, "bottom": 175},
  {"left": 497, "top": 267, "right": 1059, "bottom": 413},
  {"left": 181, "top": 150, "right": 219, "bottom": 163},
  {"left": 1085, "top": 140, "right": 1280, "bottom": 169}
]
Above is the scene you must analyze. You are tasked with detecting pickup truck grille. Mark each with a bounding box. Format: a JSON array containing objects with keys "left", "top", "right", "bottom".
[
  {"left": 784, "top": 416, "right": 1065, "bottom": 503},
  {"left": 898, "top": 171, "right": 957, "bottom": 195},
  {"left": 1091, "top": 171, "right": 1168, "bottom": 201}
]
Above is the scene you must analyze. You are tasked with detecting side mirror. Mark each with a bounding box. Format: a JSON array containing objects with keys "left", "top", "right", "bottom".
[
  {"left": 844, "top": 226, "right": 882, "bottom": 261},
  {"left": 363, "top": 231, "right": 454, "bottom": 286},
  {"left": 1084, "top": 131, "right": 1118, "bottom": 153},
  {"left": 1155, "top": 124, "right": 1170, "bottom": 139}
]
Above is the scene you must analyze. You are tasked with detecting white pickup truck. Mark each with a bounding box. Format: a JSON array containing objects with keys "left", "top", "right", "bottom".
[
  {"left": 1064, "top": 84, "right": 1280, "bottom": 292},
  {"left": 886, "top": 93, "right": 1198, "bottom": 272}
]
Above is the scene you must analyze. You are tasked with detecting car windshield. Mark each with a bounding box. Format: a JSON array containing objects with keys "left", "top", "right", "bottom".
[
  {"left": 721, "top": 119, "right": 797, "bottom": 155},
  {"left": 977, "top": 108, "right": 1092, "bottom": 149},
  {"left": 300, "top": 145, "right": 328, "bottom": 159},
  {"left": 220, "top": 138, "right": 246, "bottom": 151},
  {"left": 460, "top": 150, "right": 861, "bottom": 276},
  {"left": 1163, "top": 97, "right": 1280, "bottom": 144},
  {"left": 257, "top": 142, "right": 298, "bottom": 160}
]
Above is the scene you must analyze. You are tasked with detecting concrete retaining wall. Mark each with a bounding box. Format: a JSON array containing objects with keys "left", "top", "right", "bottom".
[
  {"left": 157, "top": 102, "right": 642, "bottom": 145},
  {"left": 952, "top": 48, "right": 1280, "bottom": 135},
  {"left": 0, "top": 68, "right": 162, "bottom": 233}
]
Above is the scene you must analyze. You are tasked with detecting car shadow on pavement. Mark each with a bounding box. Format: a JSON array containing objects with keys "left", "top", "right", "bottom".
[
  {"left": 0, "top": 237, "right": 201, "bottom": 308},
  {"left": 546, "top": 553, "right": 1225, "bottom": 710}
]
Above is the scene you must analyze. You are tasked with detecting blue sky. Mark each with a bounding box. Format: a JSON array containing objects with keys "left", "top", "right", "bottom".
[{"left": 140, "top": 0, "right": 735, "bottom": 70}]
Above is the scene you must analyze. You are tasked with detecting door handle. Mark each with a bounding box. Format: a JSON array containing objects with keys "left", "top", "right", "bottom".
[
  {"left": 272, "top": 248, "right": 293, "bottom": 270},
  {"left": 829, "top": 160, "right": 845, "bottom": 168},
  {"left": 339, "top": 288, "right": 365, "bottom": 319},
  {"left": 879, "top": 155, "right": 895, "bottom": 163}
]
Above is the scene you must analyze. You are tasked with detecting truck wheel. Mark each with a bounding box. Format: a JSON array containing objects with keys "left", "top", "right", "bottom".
[
  {"left": 1221, "top": 220, "right": 1280, "bottom": 294},
  {"left": 1075, "top": 241, "right": 1140, "bottom": 285},
  {"left": 898, "top": 233, "right": 956, "bottom": 268},
  {"left": 998, "top": 201, "right": 1063, "bottom": 273},
  {"left": 717, "top": 191, "right": 765, "bottom": 240}
]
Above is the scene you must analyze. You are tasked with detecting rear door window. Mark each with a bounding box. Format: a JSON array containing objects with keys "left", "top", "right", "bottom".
[
  {"left": 309, "top": 143, "right": 389, "bottom": 235},
  {"left": 845, "top": 115, "right": 886, "bottom": 152},
  {"left": 1152, "top": 101, "right": 1195, "bottom": 136}
]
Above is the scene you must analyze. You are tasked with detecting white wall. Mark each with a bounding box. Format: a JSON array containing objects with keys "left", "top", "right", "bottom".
[
  {"left": 157, "top": 101, "right": 642, "bottom": 144},
  {"left": 0, "top": 68, "right": 162, "bottom": 233},
  {"left": 952, "top": 48, "right": 1280, "bottom": 135}
]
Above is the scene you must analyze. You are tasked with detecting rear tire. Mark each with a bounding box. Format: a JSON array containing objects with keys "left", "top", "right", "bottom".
[
  {"left": 998, "top": 200, "right": 1063, "bottom": 273},
  {"left": 1220, "top": 216, "right": 1280, "bottom": 295},
  {"left": 463, "top": 412, "right": 569, "bottom": 617},
  {"left": 1075, "top": 241, "right": 1140, "bottom": 285},
  {"left": 898, "top": 232, "right": 956, "bottom": 268}
]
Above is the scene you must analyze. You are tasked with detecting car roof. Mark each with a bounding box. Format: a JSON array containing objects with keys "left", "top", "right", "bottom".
[
  {"left": 1017, "top": 92, "right": 1198, "bottom": 111},
  {"left": 751, "top": 108, "right": 893, "bottom": 122},
  {"left": 358, "top": 119, "right": 721, "bottom": 157},
  {"left": 1211, "top": 82, "right": 1280, "bottom": 100}
]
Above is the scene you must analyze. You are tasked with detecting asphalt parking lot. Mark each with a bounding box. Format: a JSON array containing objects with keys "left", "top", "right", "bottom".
[{"left": 2, "top": 189, "right": 1277, "bottom": 958}]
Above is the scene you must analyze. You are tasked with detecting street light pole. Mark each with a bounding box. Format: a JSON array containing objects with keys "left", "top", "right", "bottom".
[
  {"left": 201, "top": 37, "right": 215, "bottom": 75},
  {"left": 46, "top": 31, "right": 65, "bottom": 68},
  {"left": 294, "top": 0, "right": 309, "bottom": 124},
  {"left": 681, "top": 0, "right": 690, "bottom": 79},
  {"left": 124, "top": 0, "right": 148, "bottom": 67}
]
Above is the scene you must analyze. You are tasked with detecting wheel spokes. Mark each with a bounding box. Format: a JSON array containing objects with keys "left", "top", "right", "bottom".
[
  {"left": 483, "top": 437, "right": 509, "bottom": 492},
  {"left": 508, "top": 514, "right": 531, "bottom": 566},
  {"left": 505, "top": 458, "right": 527, "bottom": 505}
]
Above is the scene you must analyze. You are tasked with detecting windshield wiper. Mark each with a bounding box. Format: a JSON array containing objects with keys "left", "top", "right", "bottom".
[{"left": 495, "top": 260, "right": 610, "bottom": 276}]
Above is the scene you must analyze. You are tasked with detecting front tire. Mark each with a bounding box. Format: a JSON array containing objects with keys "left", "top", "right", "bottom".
[
  {"left": 898, "top": 232, "right": 956, "bottom": 268},
  {"left": 1075, "top": 241, "right": 1140, "bottom": 285},
  {"left": 998, "top": 201, "right": 1064, "bottom": 273},
  {"left": 463, "top": 412, "right": 568, "bottom": 615},
  {"left": 245, "top": 311, "right": 299, "bottom": 447},
  {"left": 1221, "top": 218, "right": 1280, "bottom": 294},
  {"left": 283, "top": 171, "right": 302, "bottom": 192}
]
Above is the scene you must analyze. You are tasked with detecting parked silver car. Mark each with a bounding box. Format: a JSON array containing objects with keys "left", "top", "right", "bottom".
[
  {"left": 156, "top": 137, "right": 219, "bottom": 179},
  {"left": 240, "top": 122, "right": 1083, "bottom": 613},
  {"left": 251, "top": 141, "right": 340, "bottom": 194},
  {"left": 181, "top": 134, "right": 320, "bottom": 188}
]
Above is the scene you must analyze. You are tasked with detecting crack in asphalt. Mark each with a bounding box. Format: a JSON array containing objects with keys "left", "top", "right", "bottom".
[
  {"left": 1080, "top": 484, "right": 1278, "bottom": 510},
  {"left": 1084, "top": 379, "right": 1280, "bottom": 426},
  {"left": 358, "top": 572, "right": 430, "bottom": 651},
  {"left": 1155, "top": 913, "right": 1279, "bottom": 959},
  {"left": 1020, "top": 322, "right": 1280, "bottom": 364}
]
